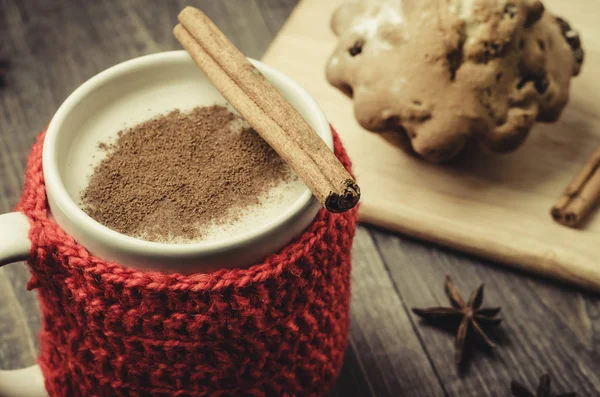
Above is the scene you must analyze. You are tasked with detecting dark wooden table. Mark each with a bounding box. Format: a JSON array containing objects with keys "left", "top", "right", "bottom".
[{"left": 0, "top": 1, "right": 598, "bottom": 396}]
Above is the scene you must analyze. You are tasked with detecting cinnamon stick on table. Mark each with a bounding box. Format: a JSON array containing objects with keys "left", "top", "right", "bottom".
[
  {"left": 551, "top": 147, "right": 600, "bottom": 227},
  {"left": 173, "top": 7, "right": 360, "bottom": 213}
]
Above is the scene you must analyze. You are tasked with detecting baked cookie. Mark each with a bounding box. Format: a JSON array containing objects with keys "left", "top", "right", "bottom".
[{"left": 326, "top": 0, "right": 584, "bottom": 162}]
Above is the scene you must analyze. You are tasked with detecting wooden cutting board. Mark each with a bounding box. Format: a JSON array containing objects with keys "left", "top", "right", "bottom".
[{"left": 262, "top": 0, "right": 600, "bottom": 291}]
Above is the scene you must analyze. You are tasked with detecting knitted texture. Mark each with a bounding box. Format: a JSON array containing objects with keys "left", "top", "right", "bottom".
[{"left": 17, "top": 128, "right": 358, "bottom": 397}]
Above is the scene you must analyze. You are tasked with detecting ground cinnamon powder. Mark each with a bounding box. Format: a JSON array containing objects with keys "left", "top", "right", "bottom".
[{"left": 81, "top": 105, "right": 293, "bottom": 242}]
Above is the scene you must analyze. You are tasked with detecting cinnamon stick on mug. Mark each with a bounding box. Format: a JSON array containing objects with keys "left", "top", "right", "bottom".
[
  {"left": 173, "top": 7, "right": 360, "bottom": 213},
  {"left": 551, "top": 147, "right": 600, "bottom": 227}
]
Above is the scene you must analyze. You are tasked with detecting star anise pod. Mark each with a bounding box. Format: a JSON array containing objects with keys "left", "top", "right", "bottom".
[
  {"left": 412, "top": 275, "right": 502, "bottom": 364},
  {"left": 511, "top": 374, "right": 576, "bottom": 397}
]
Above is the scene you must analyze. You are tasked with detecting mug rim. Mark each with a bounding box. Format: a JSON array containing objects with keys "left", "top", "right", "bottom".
[{"left": 42, "top": 50, "right": 332, "bottom": 259}]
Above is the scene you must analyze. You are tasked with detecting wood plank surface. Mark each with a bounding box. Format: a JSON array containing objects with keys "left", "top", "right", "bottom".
[
  {"left": 262, "top": 0, "right": 600, "bottom": 292},
  {"left": 0, "top": 0, "right": 598, "bottom": 396},
  {"left": 373, "top": 229, "right": 600, "bottom": 396}
]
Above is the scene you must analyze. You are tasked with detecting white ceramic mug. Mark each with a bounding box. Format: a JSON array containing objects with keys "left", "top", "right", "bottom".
[{"left": 0, "top": 51, "right": 332, "bottom": 397}]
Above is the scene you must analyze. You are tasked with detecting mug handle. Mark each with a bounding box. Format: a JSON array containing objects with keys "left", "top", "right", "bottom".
[{"left": 0, "top": 212, "right": 48, "bottom": 397}]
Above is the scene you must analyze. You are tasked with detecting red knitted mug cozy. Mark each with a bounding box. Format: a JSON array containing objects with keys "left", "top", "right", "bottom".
[{"left": 16, "top": 127, "right": 358, "bottom": 397}]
